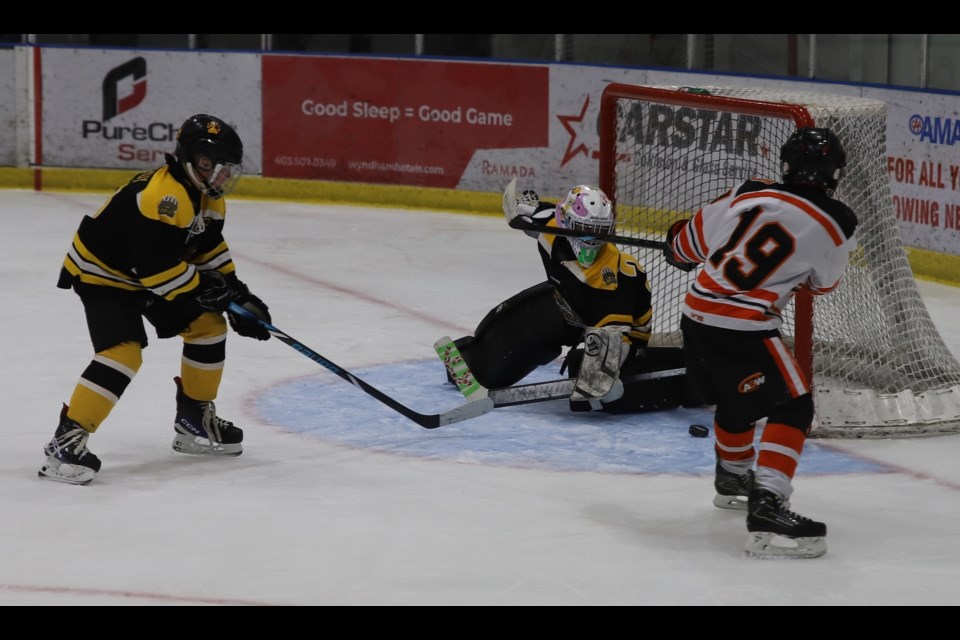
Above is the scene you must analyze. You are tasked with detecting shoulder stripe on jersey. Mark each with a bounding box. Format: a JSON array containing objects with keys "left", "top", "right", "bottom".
[
  {"left": 190, "top": 242, "right": 233, "bottom": 272},
  {"left": 676, "top": 226, "right": 700, "bottom": 262},
  {"left": 690, "top": 211, "right": 708, "bottom": 258},
  {"left": 732, "top": 191, "right": 844, "bottom": 246},
  {"left": 200, "top": 202, "right": 226, "bottom": 221}
]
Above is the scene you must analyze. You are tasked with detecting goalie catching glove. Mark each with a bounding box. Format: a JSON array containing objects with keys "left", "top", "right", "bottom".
[{"left": 195, "top": 271, "right": 272, "bottom": 340}]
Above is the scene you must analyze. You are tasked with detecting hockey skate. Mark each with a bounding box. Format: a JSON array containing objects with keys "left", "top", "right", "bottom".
[
  {"left": 713, "top": 459, "right": 753, "bottom": 511},
  {"left": 171, "top": 377, "right": 243, "bottom": 457},
  {"left": 745, "top": 488, "right": 827, "bottom": 559},
  {"left": 39, "top": 405, "right": 101, "bottom": 485}
]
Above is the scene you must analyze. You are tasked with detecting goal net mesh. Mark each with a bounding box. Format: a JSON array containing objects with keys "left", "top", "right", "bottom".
[{"left": 602, "top": 85, "right": 960, "bottom": 437}]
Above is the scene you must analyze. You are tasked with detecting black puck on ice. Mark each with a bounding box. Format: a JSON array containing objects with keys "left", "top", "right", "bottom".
[{"left": 688, "top": 424, "right": 709, "bottom": 438}]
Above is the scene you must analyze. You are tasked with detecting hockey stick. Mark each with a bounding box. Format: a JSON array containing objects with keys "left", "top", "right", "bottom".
[
  {"left": 229, "top": 303, "right": 493, "bottom": 429},
  {"left": 502, "top": 178, "right": 667, "bottom": 250},
  {"left": 434, "top": 335, "right": 684, "bottom": 408},
  {"left": 487, "top": 368, "right": 687, "bottom": 407}
]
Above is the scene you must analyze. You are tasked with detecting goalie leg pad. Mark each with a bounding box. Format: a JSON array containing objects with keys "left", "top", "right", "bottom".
[
  {"left": 571, "top": 326, "right": 629, "bottom": 401},
  {"left": 434, "top": 337, "right": 488, "bottom": 399}
]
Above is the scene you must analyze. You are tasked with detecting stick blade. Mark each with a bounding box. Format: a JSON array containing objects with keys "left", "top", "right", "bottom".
[{"left": 435, "top": 397, "right": 494, "bottom": 427}]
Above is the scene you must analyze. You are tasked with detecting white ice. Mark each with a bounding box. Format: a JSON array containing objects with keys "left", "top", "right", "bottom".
[{"left": 3, "top": 190, "right": 960, "bottom": 605}]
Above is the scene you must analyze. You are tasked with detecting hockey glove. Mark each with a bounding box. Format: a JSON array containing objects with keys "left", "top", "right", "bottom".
[
  {"left": 517, "top": 189, "right": 540, "bottom": 215},
  {"left": 195, "top": 270, "right": 235, "bottom": 312},
  {"left": 225, "top": 275, "right": 272, "bottom": 341},
  {"left": 663, "top": 220, "right": 697, "bottom": 272}
]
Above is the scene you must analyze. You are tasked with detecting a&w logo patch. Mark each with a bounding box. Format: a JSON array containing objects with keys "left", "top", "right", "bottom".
[{"left": 738, "top": 372, "right": 765, "bottom": 394}]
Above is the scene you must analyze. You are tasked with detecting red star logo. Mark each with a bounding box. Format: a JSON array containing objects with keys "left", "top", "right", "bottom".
[{"left": 557, "top": 95, "right": 592, "bottom": 167}]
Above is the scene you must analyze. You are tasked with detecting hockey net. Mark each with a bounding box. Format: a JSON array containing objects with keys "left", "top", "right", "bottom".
[{"left": 599, "top": 84, "right": 960, "bottom": 438}]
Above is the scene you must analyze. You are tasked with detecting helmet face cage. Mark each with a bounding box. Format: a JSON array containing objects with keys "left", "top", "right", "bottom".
[
  {"left": 555, "top": 185, "right": 615, "bottom": 267},
  {"left": 780, "top": 127, "right": 847, "bottom": 195},
  {"left": 176, "top": 115, "right": 244, "bottom": 199}
]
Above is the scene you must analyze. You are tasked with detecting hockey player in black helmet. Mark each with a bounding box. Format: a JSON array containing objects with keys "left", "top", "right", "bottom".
[
  {"left": 39, "top": 113, "right": 271, "bottom": 485},
  {"left": 663, "top": 125, "right": 857, "bottom": 557},
  {"left": 175, "top": 114, "right": 244, "bottom": 199},
  {"left": 780, "top": 126, "right": 847, "bottom": 195}
]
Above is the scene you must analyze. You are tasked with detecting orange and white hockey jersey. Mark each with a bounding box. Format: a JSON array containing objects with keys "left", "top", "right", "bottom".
[{"left": 668, "top": 179, "right": 858, "bottom": 331}]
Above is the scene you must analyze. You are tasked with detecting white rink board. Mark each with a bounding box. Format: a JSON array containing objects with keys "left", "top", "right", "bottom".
[
  {"left": 0, "top": 48, "right": 16, "bottom": 165},
  {"left": 19, "top": 46, "right": 960, "bottom": 254}
]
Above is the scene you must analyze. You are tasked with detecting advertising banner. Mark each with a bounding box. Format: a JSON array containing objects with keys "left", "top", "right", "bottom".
[
  {"left": 459, "top": 65, "right": 648, "bottom": 198},
  {"left": 261, "top": 56, "right": 548, "bottom": 188},
  {"left": 864, "top": 87, "right": 960, "bottom": 253},
  {"left": 40, "top": 48, "right": 262, "bottom": 173}
]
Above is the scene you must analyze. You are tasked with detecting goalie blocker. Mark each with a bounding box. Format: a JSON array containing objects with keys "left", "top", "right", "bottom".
[{"left": 565, "top": 343, "right": 698, "bottom": 413}]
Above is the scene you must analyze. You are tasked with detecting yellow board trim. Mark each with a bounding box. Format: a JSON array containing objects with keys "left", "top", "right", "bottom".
[{"left": 905, "top": 246, "right": 960, "bottom": 286}]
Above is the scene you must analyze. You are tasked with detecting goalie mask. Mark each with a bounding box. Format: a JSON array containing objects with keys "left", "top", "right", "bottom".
[
  {"left": 555, "top": 185, "right": 615, "bottom": 267},
  {"left": 781, "top": 127, "right": 846, "bottom": 196},
  {"left": 175, "top": 114, "right": 244, "bottom": 199}
]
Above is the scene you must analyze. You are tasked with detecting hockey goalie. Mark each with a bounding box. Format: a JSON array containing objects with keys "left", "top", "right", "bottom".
[{"left": 436, "top": 181, "right": 700, "bottom": 413}]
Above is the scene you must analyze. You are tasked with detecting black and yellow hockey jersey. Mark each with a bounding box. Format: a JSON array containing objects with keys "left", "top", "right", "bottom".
[
  {"left": 58, "top": 155, "right": 235, "bottom": 302},
  {"left": 536, "top": 217, "right": 652, "bottom": 347}
]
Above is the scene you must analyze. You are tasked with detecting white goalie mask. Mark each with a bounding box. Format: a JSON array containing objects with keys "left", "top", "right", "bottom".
[{"left": 555, "top": 185, "right": 615, "bottom": 267}]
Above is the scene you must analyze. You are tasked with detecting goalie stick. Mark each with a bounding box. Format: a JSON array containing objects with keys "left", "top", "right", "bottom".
[
  {"left": 502, "top": 178, "right": 667, "bottom": 250},
  {"left": 434, "top": 336, "right": 684, "bottom": 408},
  {"left": 229, "top": 303, "right": 493, "bottom": 429},
  {"left": 487, "top": 368, "right": 686, "bottom": 407}
]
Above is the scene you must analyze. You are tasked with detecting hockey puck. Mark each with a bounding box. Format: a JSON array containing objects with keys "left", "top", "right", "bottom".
[{"left": 688, "top": 424, "right": 709, "bottom": 438}]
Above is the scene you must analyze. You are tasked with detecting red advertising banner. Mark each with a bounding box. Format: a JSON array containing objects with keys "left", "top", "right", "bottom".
[{"left": 262, "top": 56, "right": 548, "bottom": 188}]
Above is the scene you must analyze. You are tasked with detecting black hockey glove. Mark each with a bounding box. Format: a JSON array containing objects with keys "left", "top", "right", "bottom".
[
  {"left": 663, "top": 220, "right": 697, "bottom": 272},
  {"left": 195, "top": 270, "right": 235, "bottom": 312},
  {"left": 225, "top": 274, "right": 272, "bottom": 341}
]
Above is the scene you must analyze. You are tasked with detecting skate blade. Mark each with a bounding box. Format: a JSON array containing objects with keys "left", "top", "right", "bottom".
[
  {"left": 715, "top": 494, "right": 790, "bottom": 511},
  {"left": 713, "top": 494, "right": 748, "bottom": 511},
  {"left": 172, "top": 435, "right": 242, "bottom": 457},
  {"left": 744, "top": 532, "right": 827, "bottom": 559},
  {"left": 38, "top": 459, "right": 95, "bottom": 485}
]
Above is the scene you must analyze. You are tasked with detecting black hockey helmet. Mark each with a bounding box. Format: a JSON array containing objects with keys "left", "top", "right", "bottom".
[
  {"left": 780, "top": 127, "right": 846, "bottom": 194},
  {"left": 175, "top": 114, "right": 243, "bottom": 199}
]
